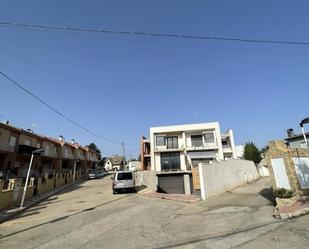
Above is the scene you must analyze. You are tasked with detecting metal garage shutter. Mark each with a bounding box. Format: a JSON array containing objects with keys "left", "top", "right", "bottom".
[{"left": 158, "top": 175, "right": 184, "bottom": 194}]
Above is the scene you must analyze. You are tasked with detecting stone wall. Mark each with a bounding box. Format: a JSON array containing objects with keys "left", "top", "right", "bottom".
[{"left": 265, "top": 140, "right": 309, "bottom": 196}]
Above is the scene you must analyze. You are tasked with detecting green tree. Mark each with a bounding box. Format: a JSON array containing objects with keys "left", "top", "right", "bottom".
[
  {"left": 243, "top": 142, "right": 262, "bottom": 164},
  {"left": 87, "top": 143, "right": 102, "bottom": 160}
]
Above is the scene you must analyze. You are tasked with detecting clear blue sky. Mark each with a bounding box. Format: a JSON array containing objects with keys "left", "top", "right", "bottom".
[{"left": 1, "top": 1, "right": 309, "bottom": 158}]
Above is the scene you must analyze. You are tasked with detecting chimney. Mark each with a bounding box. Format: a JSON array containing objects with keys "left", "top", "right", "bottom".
[
  {"left": 59, "top": 135, "right": 64, "bottom": 141},
  {"left": 5, "top": 120, "right": 9, "bottom": 125},
  {"left": 287, "top": 129, "right": 295, "bottom": 138},
  {"left": 71, "top": 139, "right": 75, "bottom": 144}
]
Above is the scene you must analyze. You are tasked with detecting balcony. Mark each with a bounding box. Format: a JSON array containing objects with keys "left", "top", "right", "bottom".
[
  {"left": 0, "top": 142, "right": 15, "bottom": 153},
  {"left": 154, "top": 144, "right": 184, "bottom": 152},
  {"left": 222, "top": 145, "right": 233, "bottom": 153},
  {"left": 64, "top": 152, "right": 74, "bottom": 160},
  {"left": 186, "top": 143, "right": 218, "bottom": 151},
  {"left": 42, "top": 150, "right": 57, "bottom": 158}
]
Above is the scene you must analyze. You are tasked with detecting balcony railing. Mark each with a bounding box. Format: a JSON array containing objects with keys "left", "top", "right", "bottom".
[
  {"left": 154, "top": 144, "right": 184, "bottom": 152},
  {"left": 42, "top": 150, "right": 57, "bottom": 158},
  {"left": 64, "top": 152, "right": 74, "bottom": 159},
  {"left": 186, "top": 143, "right": 218, "bottom": 151}
]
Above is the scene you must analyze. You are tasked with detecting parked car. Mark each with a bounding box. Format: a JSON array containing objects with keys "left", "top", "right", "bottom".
[{"left": 111, "top": 171, "right": 135, "bottom": 194}]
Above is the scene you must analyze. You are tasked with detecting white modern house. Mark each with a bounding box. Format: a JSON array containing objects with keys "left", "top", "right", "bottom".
[
  {"left": 149, "top": 122, "right": 237, "bottom": 194},
  {"left": 150, "top": 122, "right": 236, "bottom": 172}
]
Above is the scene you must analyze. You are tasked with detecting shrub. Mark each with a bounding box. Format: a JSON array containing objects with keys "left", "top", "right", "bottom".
[{"left": 273, "top": 188, "right": 294, "bottom": 198}]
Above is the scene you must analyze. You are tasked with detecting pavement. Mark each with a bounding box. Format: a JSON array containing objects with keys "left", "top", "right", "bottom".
[
  {"left": 0, "top": 179, "right": 85, "bottom": 224},
  {"left": 0, "top": 176, "right": 308, "bottom": 249}
]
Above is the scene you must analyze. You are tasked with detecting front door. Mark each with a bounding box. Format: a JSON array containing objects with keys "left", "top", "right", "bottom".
[{"left": 191, "top": 159, "right": 210, "bottom": 191}]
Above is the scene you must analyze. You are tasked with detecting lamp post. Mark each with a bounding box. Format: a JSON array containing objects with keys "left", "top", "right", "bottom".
[
  {"left": 20, "top": 148, "right": 45, "bottom": 209},
  {"left": 73, "top": 161, "right": 79, "bottom": 184},
  {"left": 300, "top": 117, "right": 309, "bottom": 147}
]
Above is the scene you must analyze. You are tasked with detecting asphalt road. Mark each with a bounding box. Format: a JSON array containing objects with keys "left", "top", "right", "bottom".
[{"left": 0, "top": 176, "right": 307, "bottom": 249}]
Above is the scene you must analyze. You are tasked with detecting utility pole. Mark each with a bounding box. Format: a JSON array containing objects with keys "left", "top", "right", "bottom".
[{"left": 122, "top": 141, "right": 127, "bottom": 166}]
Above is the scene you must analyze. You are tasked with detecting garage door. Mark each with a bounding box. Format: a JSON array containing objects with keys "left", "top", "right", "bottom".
[{"left": 158, "top": 175, "right": 184, "bottom": 194}]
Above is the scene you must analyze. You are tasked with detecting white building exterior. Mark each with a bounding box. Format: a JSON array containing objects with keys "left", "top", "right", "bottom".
[
  {"left": 150, "top": 122, "right": 236, "bottom": 172},
  {"left": 126, "top": 161, "right": 142, "bottom": 171}
]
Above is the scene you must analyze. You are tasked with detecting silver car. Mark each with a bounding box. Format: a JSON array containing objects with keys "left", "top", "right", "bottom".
[{"left": 112, "top": 171, "right": 135, "bottom": 194}]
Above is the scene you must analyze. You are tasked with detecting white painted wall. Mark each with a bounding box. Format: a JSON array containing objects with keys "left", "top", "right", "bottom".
[
  {"left": 199, "top": 159, "right": 259, "bottom": 199},
  {"left": 127, "top": 161, "right": 142, "bottom": 171},
  {"left": 258, "top": 165, "right": 270, "bottom": 176},
  {"left": 292, "top": 157, "right": 309, "bottom": 189},
  {"left": 104, "top": 160, "right": 112, "bottom": 171},
  {"left": 234, "top": 145, "right": 244, "bottom": 158},
  {"left": 271, "top": 158, "right": 291, "bottom": 189}
]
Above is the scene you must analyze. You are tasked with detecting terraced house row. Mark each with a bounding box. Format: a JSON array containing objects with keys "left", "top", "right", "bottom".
[{"left": 0, "top": 121, "right": 99, "bottom": 209}]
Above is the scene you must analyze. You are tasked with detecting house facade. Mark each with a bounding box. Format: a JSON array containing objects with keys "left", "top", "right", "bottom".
[
  {"left": 284, "top": 128, "right": 309, "bottom": 149},
  {"left": 150, "top": 122, "right": 236, "bottom": 172},
  {"left": 104, "top": 156, "right": 125, "bottom": 171},
  {"left": 142, "top": 122, "right": 237, "bottom": 195},
  {"left": 0, "top": 122, "right": 99, "bottom": 209},
  {"left": 140, "top": 136, "right": 151, "bottom": 170}
]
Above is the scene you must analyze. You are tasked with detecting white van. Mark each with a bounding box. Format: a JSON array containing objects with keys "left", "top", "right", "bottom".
[{"left": 111, "top": 171, "right": 135, "bottom": 194}]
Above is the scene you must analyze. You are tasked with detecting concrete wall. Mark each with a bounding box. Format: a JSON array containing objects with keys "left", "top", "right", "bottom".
[
  {"left": 199, "top": 159, "right": 259, "bottom": 200},
  {"left": 134, "top": 171, "right": 157, "bottom": 191}
]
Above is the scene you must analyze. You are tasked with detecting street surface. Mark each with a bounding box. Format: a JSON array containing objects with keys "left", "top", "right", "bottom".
[{"left": 0, "top": 176, "right": 308, "bottom": 249}]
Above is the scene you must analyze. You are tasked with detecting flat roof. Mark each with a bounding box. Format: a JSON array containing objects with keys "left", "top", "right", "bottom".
[{"left": 150, "top": 122, "right": 220, "bottom": 133}]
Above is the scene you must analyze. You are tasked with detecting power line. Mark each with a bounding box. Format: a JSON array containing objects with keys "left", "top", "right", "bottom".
[
  {"left": 1, "top": 21, "right": 309, "bottom": 46},
  {"left": 0, "top": 48, "right": 92, "bottom": 90},
  {"left": 0, "top": 71, "right": 121, "bottom": 145}
]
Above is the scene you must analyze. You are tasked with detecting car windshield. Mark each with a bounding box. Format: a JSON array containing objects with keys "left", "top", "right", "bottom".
[{"left": 116, "top": 172, "right": 132, "bottom": 180}]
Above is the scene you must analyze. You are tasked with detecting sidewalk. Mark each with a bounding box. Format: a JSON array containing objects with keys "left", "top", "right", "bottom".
[
  {"left": 139, "top": 190, "right": 200, "bottom": 203},
  {"left": 274, "top": 196, "right": 309, "bottom": 219},
  {"left": 0, "top": 179, "right": 85, "bottom": 224}
]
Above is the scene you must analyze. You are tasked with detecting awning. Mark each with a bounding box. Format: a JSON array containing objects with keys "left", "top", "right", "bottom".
[{"left": 188, "top": 151, "right": 216, "bottom": 159}]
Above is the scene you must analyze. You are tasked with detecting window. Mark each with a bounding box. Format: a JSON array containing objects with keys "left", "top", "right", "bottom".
[
  {"left": 53, "top": 147, "right": 57, "bottom": 153},
  {"left": 166, "top": 136, "right": 178, "bottom": 149},
  {"left": 36, "top": 143, "right": 41, "bottom": 148},
  {"left": 222, "top": 140, "right": 228, "bottom": 145},
  {"left": 9, "top": 136, "right": 16, "bottom": 146},
  {"left": 24, "top": 139, "right": 31, "bottom": 146},
  {"left": 204, "top": 133, "right": 215, "bottom": 143},
  {"left": 116, "top": 172, "right": 133, "bottom": 180},
  {"left": 161, "top": 152, "right": 181, "bottom": 171},
  {"left": 156, "top": 136, "right": 165, "bottom": 146},
  {"left": 191, "top": 135, "right": 203, "bottom": 147},
  {"left": 45, "top": 145, "right": 50, "bottom": 151}
]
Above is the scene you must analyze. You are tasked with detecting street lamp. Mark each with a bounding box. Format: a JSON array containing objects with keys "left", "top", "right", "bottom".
[
  {"left": 300, "top": 117, "right": 309, "bottom": 147},
  {"left": 73, "top": 160, "right": 79, "bottom": 184},
  {"left": 20, "top": 148, "right": 45, "bottom": 209}
]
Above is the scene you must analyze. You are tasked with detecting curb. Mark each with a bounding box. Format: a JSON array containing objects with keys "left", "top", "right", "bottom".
[
  {"left": 273, "top": 207, "right": 309, "bottom": 220},
  {"left": 0, "top": 179, "right": 85, "bottom": 224}
]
